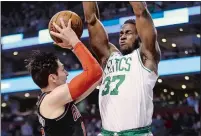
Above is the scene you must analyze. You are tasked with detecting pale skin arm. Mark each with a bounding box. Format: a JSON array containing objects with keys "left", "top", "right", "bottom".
[
  {"left": 44, "top": 19, "right": 102, "bottom": 109},
  {"left": 130, "top": 2, "right": 161, "bottom": 74},
  {"left": 83, "top": 2, "right": 119, "bottom": 68},
  {"left": 43, "top": 19, "right": 80, "bottom": 109}
]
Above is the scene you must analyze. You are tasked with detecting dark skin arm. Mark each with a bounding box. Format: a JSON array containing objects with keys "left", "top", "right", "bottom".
[
  {"left": 83, "top": 2, "right": 119, "bottom": 68},
  {"left": 130, "top": 2, "right": 161, "bottom": 74}
]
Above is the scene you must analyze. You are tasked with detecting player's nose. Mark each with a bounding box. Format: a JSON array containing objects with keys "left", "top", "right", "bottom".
[
  {"left": 65, "top": 70, "right": 68, "bottom": 76},
  {"left": 120, "top": 34, "right": 126, "bottom": 40}
]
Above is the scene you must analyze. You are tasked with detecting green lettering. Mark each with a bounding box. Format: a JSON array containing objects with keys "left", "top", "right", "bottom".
[
  {"left": 125, "top": 57, "right": 132, "bottom": 71},
  {"left": 115, "top": 58, "right": 120, "bottom": 72},
  {"left": 119, "top": 57, "right": 126, "bottom": 71}
]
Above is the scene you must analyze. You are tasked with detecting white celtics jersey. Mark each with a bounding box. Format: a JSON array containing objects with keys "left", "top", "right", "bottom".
[{"left": 99, "top": 49, "right": 158, "bottom": 132}]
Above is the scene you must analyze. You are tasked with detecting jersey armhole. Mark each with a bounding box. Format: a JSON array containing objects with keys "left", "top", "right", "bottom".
[
  {"left": 136, "top": 49, "right": 153, "bottom": 73},
  {"left": 37, "top": 93, "right": 48, "bottom": 118},
  {"left": 55, "top": 103, "right": 70, "bottom": 121},
  {"left": 136, "top": 49, "right": 159, "bottom": 77},
  {"left": 37, "top": 92, "right": 70, "bottom": 121}
]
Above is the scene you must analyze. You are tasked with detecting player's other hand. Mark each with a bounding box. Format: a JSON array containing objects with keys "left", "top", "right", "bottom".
[{"left": 50, "top": 18, "right": 81, "bottom": 49}]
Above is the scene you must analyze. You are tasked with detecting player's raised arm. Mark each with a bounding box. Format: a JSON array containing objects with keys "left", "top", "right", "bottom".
[
  {"left": 129, "top": 2, "right": 161, "bottom": 65},
  {"left": 83, "top": 2, "right": 119, "bottom": 67},
  {"left": 47, "top": 19, "right": 103, "bottom": 108}
]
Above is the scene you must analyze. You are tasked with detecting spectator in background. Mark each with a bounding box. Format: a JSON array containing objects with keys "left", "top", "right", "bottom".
[
  {"left": 8, "top": 124, "right": 16, "bottom": 136},
  {"left": 181, "top": 113, "right": 193, "bottom": 129},
  {"left": 21, "top": 121, "right": 33, "bottom": 136},
  {"left": 186, "top": 94, "right": 199, "bottom": 114},
  {"left": 192, "top": 116, "right": 200, "bottom": 134},
  {"left": 152, "top": 114, "right": 166, "bottom": 136},
  {"left": 9, "top": 98, "right": 20, "bottom": 115},
  {"left": 164, "top": 112, "right": 173, "bottom": 136},
  {"left": 170, "top": 112, "right": 182, "bottom": 136},
  {"left": 1, "top": 130, "right": 8, "bottom": 136}
]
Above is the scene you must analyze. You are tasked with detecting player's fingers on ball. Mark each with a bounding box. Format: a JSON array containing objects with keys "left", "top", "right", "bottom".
[
  {"left": 60, "top": 18, "right": 66, "bottom": 29},
  {"left": 50, "top": 31, "right": 63, "bottom": 39},
  {"left": 53, "top": 22, "right": 62, "bottom": 32},
  {"left": 67, "top": 19, "right": 72, "bottom": 28}
]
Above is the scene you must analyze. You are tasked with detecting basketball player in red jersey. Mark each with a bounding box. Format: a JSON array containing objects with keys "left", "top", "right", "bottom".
[{"left": 26, "top": 19, "right": 102, "bottom": 136}]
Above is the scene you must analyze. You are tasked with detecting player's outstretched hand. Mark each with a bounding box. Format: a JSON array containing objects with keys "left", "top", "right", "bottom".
[{"left": 50, "top": 18, "right": 80, "bottom": 49}]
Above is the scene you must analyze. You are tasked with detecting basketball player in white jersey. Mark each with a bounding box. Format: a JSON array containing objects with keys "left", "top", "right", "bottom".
[{"left": 83, "top": 2, "right": 161, "bottom": 136}]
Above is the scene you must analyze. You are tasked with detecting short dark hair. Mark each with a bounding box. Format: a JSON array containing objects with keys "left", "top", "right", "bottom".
[
  {"left": 124, "top": 19, "right": 138, "bottom": 34},
  {"left": 124, "top": 19, "right": 136, "bottom": 25},
  {"left": 25, "top": 50, "right": 59, "bottom": 88}
]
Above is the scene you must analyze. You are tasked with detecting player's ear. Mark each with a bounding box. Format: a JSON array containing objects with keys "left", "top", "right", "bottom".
[{"left": 49, "top": 74, "right": 57, "bottom": 83}]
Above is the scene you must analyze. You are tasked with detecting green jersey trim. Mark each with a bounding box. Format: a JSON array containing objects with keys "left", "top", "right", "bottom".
[{"left": 101, "top": 125, "right": 151, "bottom": 136}]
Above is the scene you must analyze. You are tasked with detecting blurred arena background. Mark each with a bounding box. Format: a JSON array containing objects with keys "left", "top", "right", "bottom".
[{"left": 1, "top": 1, "right": 201, "bottom": 136}]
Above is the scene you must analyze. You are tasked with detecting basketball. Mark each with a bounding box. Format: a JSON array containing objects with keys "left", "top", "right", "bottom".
[{"left": 48, "top": 10, "right": 83, "bottom": 43}]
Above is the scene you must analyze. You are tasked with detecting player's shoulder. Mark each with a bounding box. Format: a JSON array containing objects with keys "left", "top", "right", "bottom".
[
  {"left": 110, "top": 51, "right": 122, "bottom": 58},
  {"left": 101, "top": 43, "right": 120, "bottom": 68},
  {"left": 108, "top": 43, "right": 120, "bottom": 55},
  {"left": 108, "top": 43, "right": 121, "bottom": 57}
]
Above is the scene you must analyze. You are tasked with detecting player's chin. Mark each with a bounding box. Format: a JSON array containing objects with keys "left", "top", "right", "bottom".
[
  {"left": 61, "top": 79, "right": 67, "bottom": 84},
  {"left": 120, "top": 44, "right": 127, "bottom": 50},
  {"left": 120, "top": 46, "right": 128, "bottom": 52},
  {"left": 120, "top": 47, "right": 132, "bottom": 55}
]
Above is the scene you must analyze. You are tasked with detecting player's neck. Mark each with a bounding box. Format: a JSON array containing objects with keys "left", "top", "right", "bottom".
[{"left": 41, "top": 84, "right": 57, "bottom": 93}]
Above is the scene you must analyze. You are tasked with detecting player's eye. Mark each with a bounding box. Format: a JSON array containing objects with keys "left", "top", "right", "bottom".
[
  {"left": 120, "top": 32, "right": 124, "bottom": 36},
  {"left": 126, "top": 30, "right": 131, "bottom": 34}
]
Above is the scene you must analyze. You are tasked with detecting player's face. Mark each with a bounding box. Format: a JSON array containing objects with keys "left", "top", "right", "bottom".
[
  {"left": 55, "top": 60, "right": 68, "bottom": 86},
  {"left": 119, "top": 23, "right": 138, "bottom": 55}
]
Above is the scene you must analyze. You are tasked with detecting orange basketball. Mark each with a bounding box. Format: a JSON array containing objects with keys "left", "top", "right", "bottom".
[{"left": 48, "top": 10, "right": 83, "bottom": 43}]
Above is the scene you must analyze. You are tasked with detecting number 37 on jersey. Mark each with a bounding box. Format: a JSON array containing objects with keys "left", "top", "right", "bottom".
[{"left": 101, "top": 74, "right": 125, "bottom": 96}]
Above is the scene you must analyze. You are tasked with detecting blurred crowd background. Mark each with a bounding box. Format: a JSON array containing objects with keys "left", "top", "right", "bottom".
[
  {"left": 1, "top": 94, "right": 200, "bottom": 136},
  {"left": 1, "top": 1, "right": 201, "bottom": 136},
  {"left": 2, "top": 1, "right": 200, "bottom": 36}
]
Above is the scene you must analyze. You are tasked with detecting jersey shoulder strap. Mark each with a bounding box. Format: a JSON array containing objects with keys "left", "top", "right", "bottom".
[{"left": 36, "top": 92, "right": 48, "bottom": 118}]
